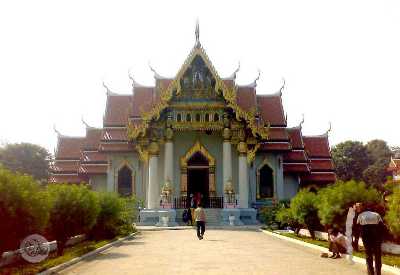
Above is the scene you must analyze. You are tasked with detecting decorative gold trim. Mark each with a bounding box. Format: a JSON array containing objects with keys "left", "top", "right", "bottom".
[
  {"left": 127, "top": 44, "right": 270, "bottom": 142},
  {"left": 180, "top": 141, "right": 215, "bottom": 168},
  {"left": 135, "top": 144, "right": 149, "bottom": 163},
  {"left": 247, "top": 143, "right": 260, "bottom": 164}
]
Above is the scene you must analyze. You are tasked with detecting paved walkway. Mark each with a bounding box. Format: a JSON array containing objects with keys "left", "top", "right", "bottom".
[{"left": 60, "top": 229, "right": 386, "bottom": 275}]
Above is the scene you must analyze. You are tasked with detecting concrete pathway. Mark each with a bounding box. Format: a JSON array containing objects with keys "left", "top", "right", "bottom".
[{"left": 60, "top": 229, "right": 387, "bottom": 275}]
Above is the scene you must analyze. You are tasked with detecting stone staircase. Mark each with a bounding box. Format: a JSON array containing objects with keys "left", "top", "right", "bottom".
[
  {"left": 204, "top": 209, "right": 221, "bottom": 225},
  {"left": 175, "top": 208, "right": 222, "bottom": 225}
]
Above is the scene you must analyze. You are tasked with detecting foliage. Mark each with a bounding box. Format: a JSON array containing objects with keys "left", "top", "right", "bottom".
[
  {"left": 289, "top": 190, "right": 321, "bottom": 238},
  {"left": 0, "top": 143, "right": 51, "bottom": 181},
  {"left": 259, "top": 201, "right": 287, "bottom": 228},
  {"left": 275, "top": 207, "right": 299, "bottom": 232},
  {"left": 332, "top": 139, "right": 392, "bottom": 186},
  {"left": 47, "top": 184, "right": 100, "bottom": 255},
  {"left": 89, "top": 192, "right": 124, "bottom": 239},
  {"left": 332, "top": 141, "right": 369, "bottom": 182},
  {"left": 316, "top": 180, "right": 381, "bottom": 229},
  {"left": 385, "top": 187, "right": 400, "bottom": 239},
  {"left": 363, "top": 140, "right": 392, "bottom": 186},
  {"left": 0, "top": 168, "right": 51, "bottom": 254}
]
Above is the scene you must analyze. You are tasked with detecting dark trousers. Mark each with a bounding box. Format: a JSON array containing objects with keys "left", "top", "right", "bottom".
[
  {"left": 362, "top": 224, "right": 382, "bottom": 275},
  {"left": 364, "top": 241, "right": 382, "bottom": 275},
  {"left": 196, "top": 221, "right": 205, "bottom": 238}
]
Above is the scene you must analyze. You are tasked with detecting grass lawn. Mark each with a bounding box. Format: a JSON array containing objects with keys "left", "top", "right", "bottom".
[
  {"left": 277, "top": 232, "right": 400, "bottom": 268},
  {"left": 1, "top": 237, "right": 122, "bottom": 275}
]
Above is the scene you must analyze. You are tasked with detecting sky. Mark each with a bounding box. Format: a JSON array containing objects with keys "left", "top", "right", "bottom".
[{"left": 0, "top": 0, "right": 399, "bottom": 153}]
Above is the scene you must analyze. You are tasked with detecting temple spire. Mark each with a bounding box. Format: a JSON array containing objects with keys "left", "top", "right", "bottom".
[{"left": 195, "top": 19, "right": 200, "bottom": 47}]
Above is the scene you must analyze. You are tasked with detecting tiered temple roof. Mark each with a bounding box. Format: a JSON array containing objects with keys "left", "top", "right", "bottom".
[
  {"left": 50, "top": 76, "right": 335, "bottom": 186},
  {"left": 50, "top": 30, "right": 335, "bottom": 186}
]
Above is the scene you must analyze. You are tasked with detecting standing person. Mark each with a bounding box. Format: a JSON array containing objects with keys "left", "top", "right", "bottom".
[
  {"left": 190, "top": 194, "right": 195, "bottom": 225},
  {"left": 357, "top": 203, "right": 384, "bottom": 275},
  {"left": 353, "top": 202, "right": 362, "bottom": 251},
  {"left": 194, "top": 202, "right": 206, "bottom": 240}
]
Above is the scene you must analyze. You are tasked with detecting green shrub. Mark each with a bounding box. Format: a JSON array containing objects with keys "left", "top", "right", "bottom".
[
  {"left": 385, "top": 187, "right": 400, "bottom": 240},
  {"left": 316, "top": 180, "right": 382, "bottom": 229},
  {"left": 90, "top": 192, "right": 125, "bottom": 240},
  {"left": 259, "top": 201, "right": 286, "bottom": 228},
  {"left": 0, "top": 168, "right": 51, "bottom": 254},
  {"left": 117, "top": 196, "right": 139, "bottom": 235},
  {"left": 276, "top": 207, "right": 299, "bottom": 232},
  {"left": 47, "top": 184, "right": 100, "bottom": 255},
  {"left": 290, "top": 190, "right": 321, "bottom": 239}
]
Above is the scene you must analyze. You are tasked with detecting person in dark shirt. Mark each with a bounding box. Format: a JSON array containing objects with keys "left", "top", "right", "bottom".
[{"left": 352, "top": 202, "right": 362, "bottom": 251}]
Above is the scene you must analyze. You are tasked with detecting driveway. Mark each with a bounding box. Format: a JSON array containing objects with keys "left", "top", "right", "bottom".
[{"left": 60, "top": 229, "right": 385, "bottom": 275}]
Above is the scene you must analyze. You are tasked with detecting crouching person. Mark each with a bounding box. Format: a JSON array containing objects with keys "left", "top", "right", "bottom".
[{"left": 328, "top": 228, "right": 348, "bottom": 259}]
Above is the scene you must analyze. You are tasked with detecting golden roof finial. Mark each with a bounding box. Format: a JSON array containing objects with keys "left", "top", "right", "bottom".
[{"left": 195, "top": 19, "right": 200, "bottom": 47}]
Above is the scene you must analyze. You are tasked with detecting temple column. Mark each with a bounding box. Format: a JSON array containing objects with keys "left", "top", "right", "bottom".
[
  {"left": 238, "top": 142, "right": 249, "bottom": 208},
  {"left": 164, "top": 128, "right": 174, "bottom": 183},
  {"left": 147, "top": 141, "right": 160, "bottom": 209},
  {"left": 222, "top": 128, "right": 232, "bottom": 191}
]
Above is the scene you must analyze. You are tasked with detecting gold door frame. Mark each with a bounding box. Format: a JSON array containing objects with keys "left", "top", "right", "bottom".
[{"left": 180, "top": 141, "right": 216, "bottom": 197}]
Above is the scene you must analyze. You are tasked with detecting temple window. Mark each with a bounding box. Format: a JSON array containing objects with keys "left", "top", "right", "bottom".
[
  {"left": 186, "top": 113, "right": 192, "bottom": 122},
  {"left": 214, "top": 113, "right": 219, "bottom": 122},
  {"left": 118, "top": 165, "right": 133, "bottom": 196},
  {"left": 258, "top": 164, "right": 274, "bottom": 199},
  {"left": 177, "top": 113, "right": 182, "bottom": 122},
  {"left": 205, "top": 113, "right": 210, "bottom": 122},
  {"left": 195, "top": 113, "right": 201, "bottom": 122}
]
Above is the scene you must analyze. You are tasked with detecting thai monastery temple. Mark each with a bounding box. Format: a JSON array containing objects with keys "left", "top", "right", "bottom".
[{"left": 50, "top": 26, "right": 336, "bottom": 225}]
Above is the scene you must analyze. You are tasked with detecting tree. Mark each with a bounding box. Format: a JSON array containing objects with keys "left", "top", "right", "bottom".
[
  {"left": 332, "top": 141, "right": 369, "bottom": 182},
  {"left": 0, "top": 168, "right": 51, "bottom": 254},
  {"left": 289, "top": 190, "right": 320, "bottom": 239},
  {"left": 316, "top": 180, "right": 382, "bottom": 229},
  {"left": 47, "top": 184, "right": 100, "bottom": 255},
  {"left": 385, "top": 186, "right": 400, "bottom": 240},
  {"left": 363, "top": 140, "right": 392, "bottom": 186},
  {"left": 0, "top": 143, "right": 51, "bottom": 181}
]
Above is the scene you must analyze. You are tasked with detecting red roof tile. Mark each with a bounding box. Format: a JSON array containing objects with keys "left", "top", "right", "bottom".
[
  {"left": 236, "top": 86, "right": 257, "bottom": 112},
  {"left": 79, "top": 164, "right": 107, "bottom": 175},
  {"left": 132, "top": 87, "right": 155, "bottom": 117},
  {"left": 260, "top": 142, "right": 291, "bottom": 151},
  {"left": 283, "top": 150, "right": 308, "bottom": 163},
  {"left": 283, "top": 163, "right": 310, "bottom": 173},
  {"left": 81, "top": 151, "right": 107, "bottom": 163},
  {"left": 257, "top": 95, "right": 286, "bottom": 126},
  {"left": 303, "top": 136, "right": 331, "bottom": 158},
  {"left": 104, "top": 94, "right": 133, "bottom": 126},
  {"left": 301, "top": 172, "right": 336, "bottom": 183},
  {"left": 288, "top": 127, "right": 304, "bottom": 149},
  {"left": 52, "top": 160, "right": 79, "bottom": 173},
  {"left": 49, "top": 174, "right": 86, "bottom": 183},
  {"left": 223, "top": 79, "right": 234, "bottom": 89},
  {"left": 83, "top": 128, "right": 102, "bottom": 150},
  {"left": 309, "top": 159, "right": 334, "bottom": 171},
  {"left": 102, "top": 128, "right": 127, "bottom": 141},
  {"left": 99, "top": 142, "right": 134, "bottom": 152},
  {"left": 268, "top": 127, "right": 289, "bottom": 141},
  {"left": 56, "top": 137, "right": 86, "bottom": 160}
]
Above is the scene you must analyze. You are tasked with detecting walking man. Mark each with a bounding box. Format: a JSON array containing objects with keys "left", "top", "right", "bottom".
[
  {"left": 195, "top": 202, "right": 206, "bottom": 240},
  {"left": 357, "top": 203, "right": 384, "bottom": 275}
]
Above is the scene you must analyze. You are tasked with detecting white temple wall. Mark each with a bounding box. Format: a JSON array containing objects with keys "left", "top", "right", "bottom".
[{"left": 282, "top": 174, "right": 300, "bottom": 200}]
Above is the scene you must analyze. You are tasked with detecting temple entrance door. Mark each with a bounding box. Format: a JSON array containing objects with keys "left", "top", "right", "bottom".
[{"left": 187, "top": 152, "right": 209, "bottom": 207}]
